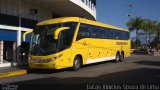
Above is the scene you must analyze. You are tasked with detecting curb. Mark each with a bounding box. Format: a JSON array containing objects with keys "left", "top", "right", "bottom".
[{"left": 0, "top": 70, "right": 27, "bottom": 79}]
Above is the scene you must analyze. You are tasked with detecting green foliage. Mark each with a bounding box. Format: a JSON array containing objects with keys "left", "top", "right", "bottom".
[
  {"left": 126, "top": 17, "right": 144, "bottom": 48},
  {"left": 126, "top": 17, "right": 160, "bottom": 50},
  {"left": 142, "top": 19, "right": 156, "bottom": 33},
  {"left": 126, "top": 17, "right": 144, "bottom": 32}
]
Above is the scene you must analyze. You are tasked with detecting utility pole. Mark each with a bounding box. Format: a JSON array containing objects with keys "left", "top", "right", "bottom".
[
  {"left": 127, "top": 4, "right": 133, "bottom": 19},
  {"left": 17, "top": 0, "right": 22, "bottom": 66},
  {"left": 127, "top": 3, "right": 133, "bottom": 30},
  {"left": 12, "top": 0, "right": 22, "bottom": 66},
  {"left": 128, "top": 3, "right": 138, "bottom": 48}
]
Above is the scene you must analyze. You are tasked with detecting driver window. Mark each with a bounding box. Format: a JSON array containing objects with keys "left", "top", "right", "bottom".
[
  {"left": 59, "top": 30, "right": 70, "bottom": 49},
  {"left": 77, "top": 24, "right": 90, "bottom": 40}
]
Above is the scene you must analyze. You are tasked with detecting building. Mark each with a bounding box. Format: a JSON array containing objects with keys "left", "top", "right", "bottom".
[{"left": 0, "top": 0, "right": 96, "bottom": 67}]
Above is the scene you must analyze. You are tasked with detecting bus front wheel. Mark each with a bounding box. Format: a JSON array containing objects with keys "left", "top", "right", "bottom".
[{"left": 73, "top": 56, "right": 81, "bottom": 71}]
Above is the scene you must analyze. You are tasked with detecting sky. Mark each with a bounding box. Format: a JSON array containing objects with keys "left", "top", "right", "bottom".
[{"left": 96, "top": 0, "right": 160, "bottom": 37}]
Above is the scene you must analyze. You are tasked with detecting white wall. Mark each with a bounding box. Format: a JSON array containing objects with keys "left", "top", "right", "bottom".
[
  {"left": 0, "top": 0, "right": 96, "bottom": 21},
  {"left": 70, "top": 0, "right": 96, "bottom": 19}
]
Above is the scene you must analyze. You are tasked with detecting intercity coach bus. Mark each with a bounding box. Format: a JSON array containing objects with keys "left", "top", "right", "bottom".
[{"left": 23, "top": 17, "right": 130, "bottom": 71}]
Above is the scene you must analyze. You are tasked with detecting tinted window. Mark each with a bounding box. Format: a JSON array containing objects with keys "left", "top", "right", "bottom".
[
  {"left": 77, "top": 23, "right": 129, "bottom": 40},
  {"left": 91, "top": 26, "right": 100, "bottom": 38},
  {"left": 121, "top": 31, "right": 125, "bottom": 40},
  {"left": 104, "top": 28, "right": 111, "bottom": 39},
  {"left": 115, "top": 30, "right": 119, "bottom": 40},
  {"left": 125, "top": 31, "right": 130, "bottom": 40},
  {"left": 99, "top": 28, "right": 106, "bottom": 38},
  {"left": 121, "top": 31, "right": 130, "bottom": 40},
  {"left": 91, "top": 27, "right": 108, "bottom": 39},
  {"left": 77, "top": 24, "right": 91, "bottom": 40},
  {"left": 59, "top": 22, "right": 77, "bottom": 50},
  {"left": 110, "top": 29, "right": 116, "bottom": 39}
]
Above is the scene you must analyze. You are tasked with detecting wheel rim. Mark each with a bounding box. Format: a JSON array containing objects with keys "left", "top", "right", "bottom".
[
  {"left": 116, "top": 54, "right": 120, "bottom": 61},
  {"left": 74, "top": 59, "right": 80, "bottom": 69},
  {"left": 120, "top": 53, "right": 124, "bottom": 62}
]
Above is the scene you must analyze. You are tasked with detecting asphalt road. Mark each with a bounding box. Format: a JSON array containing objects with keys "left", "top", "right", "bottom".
[{"left": 0, "top": 55, "right": 160, "bottom": 90}]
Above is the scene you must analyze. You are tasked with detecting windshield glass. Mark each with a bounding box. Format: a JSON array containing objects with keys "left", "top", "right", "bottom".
[{"left": 30, "top": 22, "right": 77, "bottom": 56}]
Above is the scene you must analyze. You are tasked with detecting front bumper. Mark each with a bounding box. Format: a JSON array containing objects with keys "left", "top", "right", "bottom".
[{"left": 29, "top": 62, "right": 58, "bottom": 69}]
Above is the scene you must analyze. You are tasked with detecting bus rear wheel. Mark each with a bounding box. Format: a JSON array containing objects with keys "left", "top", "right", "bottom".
[
  {"left": 73, "top": 56, "right": 81, "bottom": 71},
  {"left": 120, "top": 52, "right": 124, "bottom": 62},
  {"left": 115, "top": 52, "right": 120, "bottom": 62}
]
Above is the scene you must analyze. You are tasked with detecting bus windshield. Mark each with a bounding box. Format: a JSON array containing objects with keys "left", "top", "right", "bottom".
[{"left": 30, "top": 22, "right": 77, "bottom": 56}]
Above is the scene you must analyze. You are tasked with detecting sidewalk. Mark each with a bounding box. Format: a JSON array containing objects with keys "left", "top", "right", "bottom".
[
  {"left": 0, "top": 60, "right": 11, "bottom": 67},
  {"left": 153, "top": 52, "right": 160, "bottom": 56},
  {"left": 0, "top": 66, "right": 27, "bottom": 78}
]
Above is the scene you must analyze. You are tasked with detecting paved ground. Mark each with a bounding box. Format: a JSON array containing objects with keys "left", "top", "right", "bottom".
[{"left": 0, "top": 55, "right": 160, "bottom": 90}]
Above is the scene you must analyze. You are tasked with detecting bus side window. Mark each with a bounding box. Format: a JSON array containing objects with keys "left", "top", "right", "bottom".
[
  {"left": 104, "top": 28, "right": 111, "bottom": 39},
  {"left": 59, "top": 22, "right": 77, "bottom": 50},
  {"left": 125, "top": 32, "right": 130, "bottom": 40},
  {"left": 116, "top": 31, "right": 119, "bottom": 39},
  {"left": 114, "top": 30, "right": 122, "bottom": 40},
  {"left": 99, "top": 27, "right": 105, "bottom": 39},
  {"left": 91, "top": 27, "right": 99, "bottom": 38},
  {"left": 77, "top": 24, "right": 90, "bottom": 40},
  {"left": 111, "top": 29, "right": 115, "bottom": 39},
  {"left": 121, "top": 31, "right": 125, "bottom": 40},
  {"left": 122, "top": 31, "right": 130, "bottom": 40}
]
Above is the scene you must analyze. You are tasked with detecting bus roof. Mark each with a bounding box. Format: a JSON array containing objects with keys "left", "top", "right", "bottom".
[{"left": 37, "top": 17, "right": 129, "bottom": 32}]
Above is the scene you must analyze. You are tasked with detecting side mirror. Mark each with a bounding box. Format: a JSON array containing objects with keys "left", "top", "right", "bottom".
[
  {"left": 54, "top": 27, "right": 70, "bottom": 39},
  {"left": 23, "top": 29, "right": 33, "bottom": 41}
]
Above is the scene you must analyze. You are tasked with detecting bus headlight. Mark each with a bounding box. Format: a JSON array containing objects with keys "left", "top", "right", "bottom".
[{"left": 51, "top": 54, "right": 63, "bottom": 61}]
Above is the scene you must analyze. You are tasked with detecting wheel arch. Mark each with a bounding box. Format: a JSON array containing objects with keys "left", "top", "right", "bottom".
[
  {"left": 116, "top": 51, "right": 120, "bottom": 55},
  {"left": 75, "top": 54, "right": 83, "bottom": 65},
  {"left": 121, "top": 51, "right": 125, "bottom": 57}
]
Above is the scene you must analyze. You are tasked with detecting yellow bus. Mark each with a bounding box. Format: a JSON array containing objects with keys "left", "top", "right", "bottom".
[{"left": 23, "top": 17, "right": 130, "bottom": 71}]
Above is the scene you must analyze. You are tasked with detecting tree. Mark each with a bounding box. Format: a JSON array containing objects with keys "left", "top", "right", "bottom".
[
  {"left": 141, "top": 19, "right": 157, "bottom": 47},
  {"left": 155, "top": 23, "right": 160, "bottom": 51},
  {"left": 126, "top": 17, "right": 144, "bottom": 49}
]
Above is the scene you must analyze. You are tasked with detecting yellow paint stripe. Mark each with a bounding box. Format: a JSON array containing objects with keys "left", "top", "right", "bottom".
[{"left": 0, "top": 70, "right": 27, "bottom": 79}]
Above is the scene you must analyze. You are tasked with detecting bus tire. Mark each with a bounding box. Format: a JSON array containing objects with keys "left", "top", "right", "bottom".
[
  {"left": 120, "top": 52, "right": 124, "bottom": 62},
  {"left": 73, "top": 56, "right": 81, "bottom": 71},
  {"left": 115, "top": 52, "right": 120, "bottom": 62}
]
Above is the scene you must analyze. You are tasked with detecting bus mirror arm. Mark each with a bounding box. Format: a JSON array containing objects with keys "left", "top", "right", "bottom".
[
  {"left": 54, "top": 27, "right": 70, "bottom": 40},
  {"left": 23, "top": 29, "right": 33, "bottom": 41}
]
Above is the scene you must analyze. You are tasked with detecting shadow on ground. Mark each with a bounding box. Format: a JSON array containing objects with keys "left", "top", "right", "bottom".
[
  {"left": 26, "top": 60, "right": 116, "bottom": 74},
  {"left": 8, "top": 68, "right": 160, "bottom": 90},
  {"left": 134, "top": 61, "right": 160, "bottom": 66}
]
